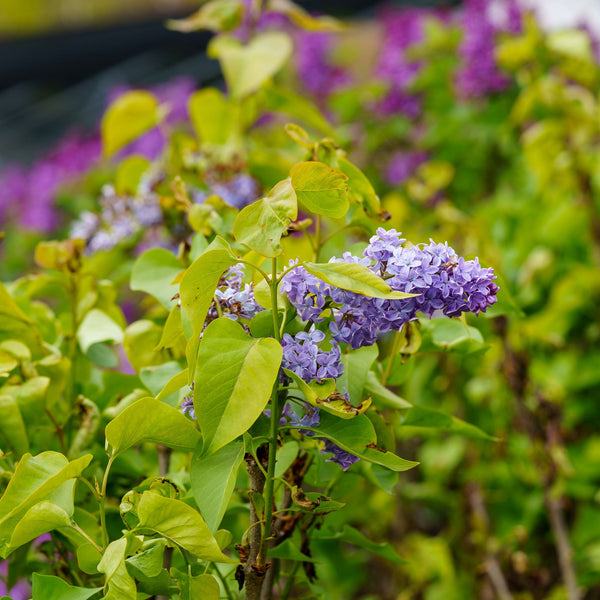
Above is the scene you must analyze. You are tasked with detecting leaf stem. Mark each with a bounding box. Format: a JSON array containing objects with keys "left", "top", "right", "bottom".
[
  {"left": 99, "top": 454, "right": 115, "bottom": 550},
  {"left": 280, "top": 561, "right": 300, "bottom": 600},
  {"left": 70, "top": 522, "right": 103, "bottom": 554},
  {"left": 257, "top": 258, "right": 283, "bottom": 570},
  {"left": 381, "top": 329, "right": 403, "bottom": 386},
  {"left": 213, "top": 564, "right": 235, "bottom": 600},
  {"left": 314, "top": 215, "right": 322, "bottom": 261}
]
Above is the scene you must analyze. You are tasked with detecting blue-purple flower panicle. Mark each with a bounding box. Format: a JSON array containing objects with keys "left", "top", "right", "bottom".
[{"left": 281, "top": 228, "right": 498, "bottom": 349}]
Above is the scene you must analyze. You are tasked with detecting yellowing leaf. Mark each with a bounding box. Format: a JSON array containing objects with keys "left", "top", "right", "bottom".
[{"left": 101, "top": 91, "right": 162, "bottom": 158}]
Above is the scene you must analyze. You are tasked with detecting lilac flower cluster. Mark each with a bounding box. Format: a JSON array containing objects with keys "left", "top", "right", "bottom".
[
  {"left": 193, "top": 174, "right": 260, "bottom": 210},
  {"left": 206, "top": 264, "right": 262, "bottom": 323},
  {"left": 281, "top": 228, "right": 498, "bottom": 349},
  {"left": 456, "top": 0, "right": 509, "bottom": 98},
  {"left": 69, "top": 184, "right": 163, "bottom": 253},
  {"left": 281, "top": 329, "right": 344, "bottom": 383}
]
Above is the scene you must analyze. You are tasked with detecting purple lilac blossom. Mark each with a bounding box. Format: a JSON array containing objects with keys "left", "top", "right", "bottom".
[
  {"left": 281, "top": 228, "right": 499, "bottom": 349},
  {"left": 295, "top": 31, "right": 349, "bottom": 97},
  {"left": 456, "top": 0, "right": 509, "bottom": 98},
  {"left": 385, "top": 150, "right": 428, "bottom": 186},
  {"left": 180, "top": 382, "right": 195, "bottom": 419},
  {"left": 281, "top": 329, "right": 344, "bottom": 383},
  {"left": 205, "top": 264, "right": 262, "bottom": 324}
]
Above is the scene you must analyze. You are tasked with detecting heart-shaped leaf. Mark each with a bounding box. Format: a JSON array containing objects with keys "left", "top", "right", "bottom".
[
  {"left": 208, "top": 32, "right": 293, "bottom": 98},
  {"left": 233, "top": 179, "right": 297, "bottom": 257}
]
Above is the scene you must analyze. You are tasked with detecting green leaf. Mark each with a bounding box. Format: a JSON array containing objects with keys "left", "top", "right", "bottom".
[
  {"left": 338, "top": 345, "right": 378, "bottom": 406},
  {"left": 400, "top": 406, "right": 495, "bottom": 441},
  {"left": 8, "top": 501, "right": 71, "bottom": 551},
  {"left": 105, "top": 397, "right": 200, "bottom": 457},
  {"left": 97, "top": 538, "right": 137, "bottom": 600},
  {"left": 180, "top": 249, "right": 237, "bottom": 382},
  {"left": 336, "top": 157, "right": 383, "bottom": 217},
  {"left": 156, "top": 368, "right": 189, "bottom": 402},
  {"left": 316, "top": 525, "right": 405, "bottom": 564},
  {"left": 167, "top": 0, "right": 243, "bottom": 33},
  {"left": 0, "top": 452, "right": 92, "bottom": 557},
  {"left": 31, "top": 573, "right": 102, "bottom": 600},
  {"left": 309, "top": 413, "right": 417, "bottom": 472},
  {"left": 261, "top": 84, "right": 334, "bottom": 136},
  {"left": 191, "top": 438, "right": 245, "bottom": 533},
  {"left": 136, "top": 492, "right": 235, "bottom": 563},
  {"left": 140, "top": 361, "right": 184, "bottom": 405},
  {"left": 208, "top": 31, "right": 293, "bottom": 98},
  {"left": 126, "top": 538, "right": 166, "bottom": 578},
  {"left": 0, "top": 282, "right": 33, "bottom": 325},
  {"left": 0, "top": 340, "right": 31, "bottom": 362},
  {"left": 101, "top": 90, "right": 162, "bottom": 158},
  {"left": 420, "top": 318, "right": 486, "bottom": 354},
  {"left": 290, "top": 161, "right": 349, "bottom": 218},
  {"left": 172, "top": 570, "right": 220, "bottom": 600},
  {"left": 0, "top": 395, "right": 29, "bottom": 457},
  {"left": 364, "top": 371, "right": 412, "bottom": 410},
  {"left": 0, "top": 351, "right": 18, "bottom": 374},
  {"left": 303, "top": 261, "right": 416, "bottom": 300},
  {"left": 268, "top": 539, "right": 318, "bottom": 562},
  {"left": 130, "top": 248, "right": 182, "bottom": 311},
  {"left": 283, "top": 369, "right": 370, "bottom": 419},
  {"left": 194, "top": 318, "right": 282, "bottom": 454},
  {"left": 233, "top": 179, "right": 297, "bottom": 257},
  {"left": 267, "top": 0, "right": 344, "bottom": 31},
  {"left": 77, "top": 542, "right": 103, "bottom": 575},
  {"left": 76, "top": 309, "right": 123, "bottom": 353},
  {"left": 155, "top": 305, "right": 186, "bottom": 351},
  {"left": 115, "top": 155, "right": 150, "bottom": 195},
  {"left": 188, "top": 88, "right": 234, "bottom": 144}
]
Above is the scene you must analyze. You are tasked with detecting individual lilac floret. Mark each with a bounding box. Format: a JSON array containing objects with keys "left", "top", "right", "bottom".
[
  {"left": 281, "top": 329, "right": 344, "bottom": 383},
  {"left": 180, "top": 383, "right": 195, "bottom": 419}
]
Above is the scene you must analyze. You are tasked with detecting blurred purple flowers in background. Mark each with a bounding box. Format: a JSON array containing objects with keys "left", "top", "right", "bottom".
[
  {"left": 456, "top": 0, "right": 509, "bottom": 98},
  {"left": 295, "top": 31, "right": 349, "bottom": 97}
]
